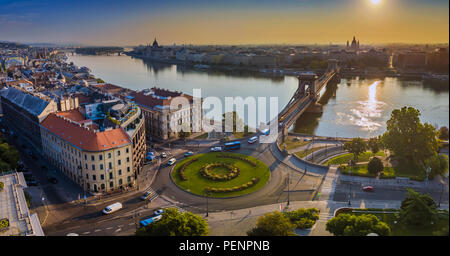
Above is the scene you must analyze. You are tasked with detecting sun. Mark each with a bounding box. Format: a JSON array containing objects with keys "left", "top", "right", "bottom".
[{"left": 371, "top": 0, "right": 381, "bottom": 4}]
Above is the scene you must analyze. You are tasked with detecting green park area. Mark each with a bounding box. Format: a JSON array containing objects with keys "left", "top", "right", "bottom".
[
  {"left": 282, "top": 137, "right": 311, "bottom": 151},
  {"left": 294, "top": 145, "right": 327, "bottom": 159},
  {"left": 350, "top": 209, "right": 449, "bottom": 236},
  {"left": 171, "top": 152, "right": 270, "bottom": 198},
  {"left": 323, "top": 151, "right": 385, "bottom": 165}
]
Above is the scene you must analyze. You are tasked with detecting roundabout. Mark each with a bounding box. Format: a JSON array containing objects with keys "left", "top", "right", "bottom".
[{"left": 171, "top": 152, "right": 271, "bottom": 198}]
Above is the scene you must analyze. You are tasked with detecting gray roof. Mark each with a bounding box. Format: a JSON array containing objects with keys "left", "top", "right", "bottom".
[{"left": 1, "top": 87, "right": 50, "bottom": 116}]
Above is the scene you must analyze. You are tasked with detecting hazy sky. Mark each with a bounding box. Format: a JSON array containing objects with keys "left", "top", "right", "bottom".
[{"left": 1, "top": 0, "right": 448, "bottom": 46}]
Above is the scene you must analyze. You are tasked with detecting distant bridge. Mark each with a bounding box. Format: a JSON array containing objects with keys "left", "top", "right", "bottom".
[{"left": 278, "top": 59, "right": 340, "bottom": 142}]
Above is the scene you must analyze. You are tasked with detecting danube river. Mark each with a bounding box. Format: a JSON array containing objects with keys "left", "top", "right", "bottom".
[{"left": 67, "top": 54, "right": 449, "bottom": 138}]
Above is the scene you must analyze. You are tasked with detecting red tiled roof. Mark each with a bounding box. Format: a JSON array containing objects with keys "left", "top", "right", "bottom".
[
  {"left": 56, "top": 109, "right": 85, "bottom": 122},
  {"left": 41, "top": 113, "right": 130, "bottom": 152}
]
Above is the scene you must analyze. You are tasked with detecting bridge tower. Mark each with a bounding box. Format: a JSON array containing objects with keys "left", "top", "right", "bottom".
[{"left": 298, "top": 72, "right": 318, "bottom": 97}]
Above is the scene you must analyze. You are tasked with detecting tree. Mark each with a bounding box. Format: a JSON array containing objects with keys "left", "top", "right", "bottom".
[
  {"left": 222, "top": 111, "right": 244, "bottom": 134},
  {"left": 96, "top": 78, "right": 105, "bottom": 83},
  {"left": 368, "top": 137, "right": 381, "bottom": 154},
  {"left": 382, "top": 107, "right": 438, "bottom": 165},
  {"left": 326, "top": 213, "right": 391, "bottom": 236},
  {"left": 284, "top": 208, "right": 320, "bottom": 229},
  {"left": 178, "top": 123, "right": 191, "bottom": 143},
  {"left": 247, "top": 211, "right": 295, "bottom": 236},
  {"left": 367, "top": 157, "right": 384, "bottom": 175},
  {"left": 424, "top": 153, "right": 449, "bottom": 177},
  {"left": 135, "top": 208, "right": 209, "bottom": 236},
  {"left": 343, "top": 138, "right": 367, "bottom": 163},
  {"left": 438, "top": 126, "right": 449, "bottom": 140},
  {"left": 400, "top": 189, "right": 438, "bottom": 226}
]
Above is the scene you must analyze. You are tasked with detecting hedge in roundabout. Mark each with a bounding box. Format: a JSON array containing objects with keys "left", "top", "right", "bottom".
[{"left": 171, "top": 152, "right": 270, "bottom": 198}]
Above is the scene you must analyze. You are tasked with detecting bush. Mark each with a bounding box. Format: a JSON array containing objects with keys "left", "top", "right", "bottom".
[
  {"left": 368, "top": 157, "right": 384, "bottom": 175},
  {"left": 0, "top": 181, "right": 4, "bottom": 190},
  {"left": 204, "top": 177, "right": 259, "bottom": 194},
  {"left": 0, "top": 218, "right": 9, "bottom": 229},
  {"left": 200, "top": 163, "right": 240, "bottom": 181},
  {"left": 295, "top": 218, "right": 315, "bottom": 229}
]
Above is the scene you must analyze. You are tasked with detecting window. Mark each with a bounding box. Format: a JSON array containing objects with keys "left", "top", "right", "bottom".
[
  {"left": 126, "top": 148, "right": 129, "bottom": 153},
  {"left": 118, "top": 160, "right": 121, "bottom": 165},
  {"left": 100, "top": 164, "right": 103, "bottom": 170},
  {"left": 93, "top": 175, "right": 96, "bottom": 181},
  {"left": 118, "top": 169, "right": 122, "bottom": 175},
  {"left": 117, "top": 150, "right": 121, "bottom": 156},
  {"left": 109, "top": 162, "right": 112, "bottom": 169},
  {"left": 85, "top": 164, "right": 88, "bottom": 169},
  {"left": 108, "top": 153, "right": 112, "bottom": 159},
  {"left": 109, "top": 172, "right": 113, "bottom": 179},
  {"left": 126, "top": 157, "right": 130, "bottom": 163},
  {"left": 86, "top": 174, "right": 89, "bottom": 179},
  {"left": 100, "top": 174, "right": 104, "bottom": 180},
  {"left": 119, "top": 179, "right": 123, "bottom": 185},
  {"left": 92, "top": 165, "right": 95, "bottom": 171},
  {"left": 99, "top": 155, "right": 103, "bottom": 160},
  {"left": 127, "top": 167, "right": 130, "bottom": 172},
  {"left": 91, "top": 155, "right": 95, "bottom": 161},
  {"left": 101, "top": 183, "right": 105, "bottom": 189},
  {"left": 84, "top": 154, "right": 87, "bottom": 160},
  {"left": 127, "top": 176, "right": 131, "bottom": 182},
  {"left": 110, "top": 181, "right": 114, "bottom": 188}
]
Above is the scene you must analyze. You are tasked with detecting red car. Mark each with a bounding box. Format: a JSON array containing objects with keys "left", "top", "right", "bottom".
[{"left": 362, "top": 186, "right": 374, "bottom": 192}]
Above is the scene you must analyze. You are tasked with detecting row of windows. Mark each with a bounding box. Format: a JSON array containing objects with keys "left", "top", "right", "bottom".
[
  {"left": 87, "top": 176, "right": 132, "bottom": 190},
  {"left": 85, "top": 167, "right": 131, "bottom": 181},
  {"left": 84, "top": 158, "right": 130, "bottom": 171},
  {"left": 84, "top": 148, "right": 129, "bottom": 161}
]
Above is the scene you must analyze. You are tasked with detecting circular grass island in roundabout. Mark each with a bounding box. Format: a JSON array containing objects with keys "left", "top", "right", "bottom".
[{"left": 171, "top": 152, "right": 270, "bottom": 198}]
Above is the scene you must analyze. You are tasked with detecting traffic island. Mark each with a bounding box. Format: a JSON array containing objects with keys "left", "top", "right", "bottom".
[{"left": 171, "top": 152, "right": 270, "bottom": 198}]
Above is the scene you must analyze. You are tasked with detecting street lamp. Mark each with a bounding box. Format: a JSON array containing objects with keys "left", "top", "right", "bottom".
[
  {"left": 205, "top": 192, "right": 209, "bottom": 217},
  {"left": 425, "top": 167, "right": 431, "bottom": 187},
  {"left": 348, "top": 183, "right": 352, "bottom": 206},
  {"left": 287, "top": 173, "right": 291, "bottom": 206},
  {"left": 438, "top": 183, "right": 444, "bottom": 208}
]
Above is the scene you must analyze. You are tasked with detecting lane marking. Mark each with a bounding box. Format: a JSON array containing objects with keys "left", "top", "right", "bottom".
[
  {"left": 114, "top": 228, "right": 122, "bottom": 233},
  {"left": 94, "top": 229, "right": 102, "bottom": 232},
  {"left": 128, "top": 223, "right": 135, "bottom": 226},
  {"left": 82, "top": 231, "right": 90, "bottom": 235},
  {"left": 106, "top": 227, "right": 113, "bottom": 230}
]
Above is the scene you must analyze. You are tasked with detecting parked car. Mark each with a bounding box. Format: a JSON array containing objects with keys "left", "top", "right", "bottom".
[
  {"left": 154, "top": 209, "right": 164, "bottom": 216},
  {"left": 210, "top": 147, "right": 222, "bottom": 152},
  {"left": 102, "top": 202, "right": 123, "bottom": 215},
  {"left": 362, "top": 186, "right": 374, "bottom": 192},
  {"left": 161, "top": 152, "right": 167, "bottom": 158},
  {"left": 167, "top": 158, "right": 176, "bottom": 166},
  {"left": 248, "top": 136, "right": 258, "bottom": 144},
  {"left": 140, "top": 191, "right": 152, "bottom": 200},
  {"left": 184, "top": 151, "right": 194, "bottom": 157},
  {"left": 48, "top": 177, "right": 58, "bottom": 184}
]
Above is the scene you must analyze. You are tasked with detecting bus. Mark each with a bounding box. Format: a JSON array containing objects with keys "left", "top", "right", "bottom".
[
  {"left": 224, "top": 141, "right": 241, "bottom": 150},
  {"left": 261, "top": 129, "right": 270, "bottom": 136},
  {"left": 139, "top": 215, "right": 162, "bottom": 227}
]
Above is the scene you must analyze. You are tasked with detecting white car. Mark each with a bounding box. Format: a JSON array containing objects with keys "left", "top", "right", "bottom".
[
  {"left": 167, "top": 158, "right": 176, "bottom": 166},
  {"left": 210, "top": 147, "right": 222, "bottom": 152},
  {"left": 161, "top": 152, "right": 167, "bottom": 158},
  {"left": 154, "top": 209, "right": 164, "bottom": 216},
  {"left": 248, "top": 136, "right": 258, "bottom": 144}
]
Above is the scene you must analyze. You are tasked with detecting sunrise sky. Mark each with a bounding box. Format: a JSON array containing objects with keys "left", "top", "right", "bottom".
[{"left": 1, "top": 0, "right": 448, "bottom": 46}]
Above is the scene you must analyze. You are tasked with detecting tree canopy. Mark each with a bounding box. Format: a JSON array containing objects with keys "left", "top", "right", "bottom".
[
  {"left": 381, "top": 107, "right": 438, "bottom": 165},
  {"left": 135, "top": 208, "right": 209, "bottom": 236},
  {"left": 247, "top": 211, "right": 295, "bottom": 236},
  {"left": 367, "top": 156, "right": 384, "bottom": 175},
  {"left": 400, "top": 189, "right": 438, "bottom": 226},
  {"left": 0, "top": 137, "right": 20, "bottom": 172},
  {"left": 438, "top": 126, "right": 449, "bottom": 141},
  {"left": 368, "top": 137, "right": 382, "bottom": 154},
  {"left": 326, "top": 213, "right": 391, "bottom": 236},
  {"left": 343, "top": 138, "right": 367, "bottom": 162}
]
